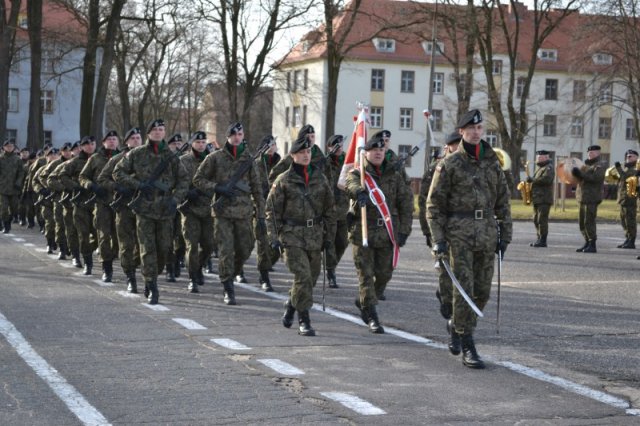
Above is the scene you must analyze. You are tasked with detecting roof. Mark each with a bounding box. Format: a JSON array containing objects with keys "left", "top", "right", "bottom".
[{"left": 9, "top": 0, "right": 87, "bottom": 45}]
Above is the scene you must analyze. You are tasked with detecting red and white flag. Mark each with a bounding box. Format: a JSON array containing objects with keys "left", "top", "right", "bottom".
[{"left": 337, "top": 106, "right": 368, "bottom": 189}]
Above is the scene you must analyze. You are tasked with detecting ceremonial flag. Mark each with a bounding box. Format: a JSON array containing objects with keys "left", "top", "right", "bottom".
[{"left": 337, "top": 106, "right": 368, "bottom": 189}]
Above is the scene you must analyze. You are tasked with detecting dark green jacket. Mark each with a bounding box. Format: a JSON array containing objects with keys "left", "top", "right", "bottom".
[
  {"left": 531, "top": 160, "right": 555, "bottom": 205},
  {"left": 615, "top": 162, "right": 638, "bottom": 206},
  {"left": 180, "top": 150, "right": 211, "bottom": 218},
  {"left": 575, "top": 158, "right": 605, "bottom": 204},
  {"left": 0, "top": 151, "right": 25, "bottom": 195}
]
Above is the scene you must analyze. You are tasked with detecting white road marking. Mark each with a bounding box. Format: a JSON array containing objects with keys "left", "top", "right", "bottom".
[
  {"left": 320, "top": 392, "right": 386, "bottom": 415},
  {"left": 58, "top": 263, "right": 75, "bottom": 268},
  {"left": 0, "top": 311, "right": 110, "bottom": 426},
  {"left": 12, "top": 237, "right": 25, "bottom": 242},
  {"left": 115, "top": 291, "right": 139, "bottom": 299},
  {"left": 3, "top": 233, "right": 15, "bottom": 237},
  {"left": 35, "top": 248, "right": 48, "bottom": 253},
  {"left": 172, "top": 318, "right": 207, "bottom": 330},
  {"left": 257, "top": 359, "right": 305, "bottom": 376},
  {"left": 211, "top": 338, "right": 251, "bottom": 350},
  {"left": 502, "top": 280, "right": 639, "bottom": 286},
  {"left": 23, "top": 243, "right": 35, "bottom": 247},
  {"left": 142, "top": 303, "right": 170, "bottom": 312},
  {"left": 92, "top": 279, "right": 114, "bottom": 287}
]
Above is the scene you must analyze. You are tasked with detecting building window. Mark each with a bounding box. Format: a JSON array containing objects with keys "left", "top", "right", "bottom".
[
  {"left": 516, "top": 77, "right": 526, "bottom": 98},
  {"left": 43, "top": 130, "right": 52, "bottom": 145},
  {"left": 41, "top": 90, "right": 54, "bottom": 114},
  {"left": 433, "top": 72, "right": 444, "bottom": 94},
  {"left": 538, "top": 49, "right": 558, "bottom": 62},
  {"left": 599, "top": 82, "right": 612, "bottom": 103},
  {"left": 570, "top": 116, "right": 583, "bottom": 137},
  {"left": 6, "top": 129, "right": 17, "bottom": 142},
  {"left": 399, "top": 108, "right": 413, "bottom": 130},
  {"left": 573, "top": 80, "right": 586, "bottom": 102},
  {"left": 543, "top": 115, "right": 556, "bottom": 137},
  {"left": 293, "top": 70, "right": 301, "bottom": 92},
  {"left": 545, "top": 79, "right": 558, "bottom": 100},
  {"left": 458, "top": 76, "right": 469, "bottom": 96},
  {"left": 592, "top": 53, "right": 613, "bottom": 65},
  {"left": 8, "top": 88, "right": 18, "bottom": 112},
  {"left": 284, "top": 142, "right": 289, "bottom": 154},
  {"left": 371, "top": 69, "right": 385, "bottom": 91},
  {"left": 431, "top": 109, "right": 443, "bottom": 132},
  {"left": 401, "top": 70, "right": 414, "bottom": 93},
  {"left": 486, "top": 129, "right": 499, "bottom": 147},
  {"left": 303, "top": 69, "right": 308, "bottom": 90},
  {"left": 492, "top": 60, "right": 503, "bottom": 75},
  {"left": 292, "top": 106, "right": 300, "bottom": 127},
  {"left": 421, "top": 40, "right": 444, "bottom": 56},
  {"left": 286, "top": 72, "right": 291, "bottom": 92},
  {"left": 598, "top": 117, "right": 611, "bottom": 139},
  {"left": 285, "top": 107, "right": 289, "bottom": 127},
  {"left": 42, "top": 50, "right": 56, "bottom": 74},
  {"left": 398, "top": 145, "right": 413, "bottom": 167},
  {"left": 302, "top": 105, "right": 307, "bottom": 125},
  {"left": 370, "top": 107, "right": 383, "bottom": 128},
  {"left": 373, "top": 38, "right": 395, "bottom": 53},
  {"left": 626, "top": 118, "right": 637, "bottom": 140}
]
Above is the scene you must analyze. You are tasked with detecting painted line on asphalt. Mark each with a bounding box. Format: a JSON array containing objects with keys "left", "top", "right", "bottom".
[
  {"left": 3, "top": 233, "right": 15, "bottom": 237},
  {"left": 23, "top": 243, "right": 35, "bottom": 247},
  {"left": 115, "top": 290, "right": 140, "bottom": 299},
  {"left": 35, "top": 248, "right": 48, "bottom": 253},
  {"left": 502, "top": 280, "right": 639, "bottom": 286},
  {"left": 58, "top": 263, "right": 75, "bottom": 269},
  {"left": 12, "top": 237, "right": 25, "bottom": 242},
  {"left": 172, "top": 318, "right": 207, "bottom": 330},
  {"left": 0, "top": 310, "right": 110, "bottom": 426},
  {"left": 142, "top": 303, "right": 170, "bottom": 312},
  {"left": 257, "top": 359, "right": 305, "bottom": 376},
  {"left": 320, "top": 392, "right": 386, "bottom": 415},
  {"left": 211, "top": 338, "right": 251, "bottom": 350},
  {"left": 92, "top": 279, "right": 114, "bottom": 288}
]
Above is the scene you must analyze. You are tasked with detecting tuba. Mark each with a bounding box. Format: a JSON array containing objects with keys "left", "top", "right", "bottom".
[
  {"left": 493, "top": 148, "right": 511, "bottom": 171},
  {"left": 604, "top": 166, "right": 620, "bottom": 184},
  {"left": 556, "top": 157, "right": 584, "bottom": 185},
  {"left": 626, "top": 176, "right": 638, "bottom": 198},
  {"left": 517, "top": 160, "right": 533, "bottom": 205}
]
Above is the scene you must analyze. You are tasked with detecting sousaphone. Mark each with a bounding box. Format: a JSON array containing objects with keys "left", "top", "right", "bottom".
[{"left": 557, "top": 157, "right": 584, "bottom": 185}]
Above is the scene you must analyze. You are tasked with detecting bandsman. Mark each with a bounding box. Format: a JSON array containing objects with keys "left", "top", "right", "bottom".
[
  {"left": 528, "top": 150, "right": 555, "bottom": 248},
  {"left": 572, "top": 145, "right": 605, "bottom": 253},
  {"left": 0, "top": 139, "right": 25, "bottom": 233},
  {"left": 614, "top": 149, "right": 638, "bottom": 249}
]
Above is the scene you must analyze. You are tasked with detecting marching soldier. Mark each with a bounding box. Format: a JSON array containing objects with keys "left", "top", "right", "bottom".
[
  {"left": 179, "top": 131, "right": 214, "bottom": 293},
  {"left": 614, "top": 149, "right": 638, "bottom": 249},
  {"left": 20, "top": 151, "right": 38, "bottom": 229},
  {"left": 79, "top": 131, "right": 120, "bottom": 282},
  {"left": 33, "top": 148, "right": 60, "bottom": 252},
  {"left": 113, "top": 119, "right": 189, "bottom": 304},
  {"left": 193, "top": 122, "right": 265, "bottom": 305},
  {"left": 165, "top": 133, "right": 187, "bottom": 282},
  {"left": 97, "top": 128, "right": 142, "bottom": 292},
  {"left": 267, "top": 134, "right": 336, "bottom": 336},
  {"left": 381, "top": 130, "right": 410, "bottom": 184},
  {"left": 18, "top": 148, "right": 30, "bottom": 226},
  {"left": 427, "top": 109, "right": 512, "bottom": 369},
  {"left": 27, "top": 144, "right": 51, "bottom": 234},
  {"left": 345, "top": 132, "right": 413, "bottom": 334},
  {"left": 269, "top": 124, "right": 327, "bottom": 182},
  {"left": 529, "top": 150, "right": 555, "bottom": 248},
  {"left": 572, "top": 145, "right": 605, "bottom": 253},
  {"left": 45, "top": 142, "right": 73, "bottom": 260},
  {"left": 0, "top": 139, "right": 25, "bottom": 233}
]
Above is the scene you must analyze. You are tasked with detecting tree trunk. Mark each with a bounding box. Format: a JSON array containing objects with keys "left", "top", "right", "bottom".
[
  {"left": 0, "top": 0, "right": 21, "bottom": 143},
  {"left": 324, "top": 59, "right": 340, "bottom": 148},
  {"left": 79, "top": 0, "right": 99, "bottom": 137},
  {"left": 115, "top": 52, "right": 131, "bottom": 133},
  {"left": 26, "top": 0, "right": 43, "bottom": 152}
]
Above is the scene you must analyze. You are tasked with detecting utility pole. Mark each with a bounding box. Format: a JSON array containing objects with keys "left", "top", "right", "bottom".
[{"left": 424, "top": 0, "right": 438, "bottom": 172}]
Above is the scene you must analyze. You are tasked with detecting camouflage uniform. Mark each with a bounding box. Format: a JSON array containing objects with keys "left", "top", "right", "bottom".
[
  {"left": 41, "top": 157, "right": 67, "bottom": 255},
  {"left": 325, "top": 151, "right": 349, "bottom": 281},
  {"left": 48, "top": 160, "right": 81, "bottom": 265},
  {"left": 113, "top": 139, "right": 188, "bottom": 303},
  {"left": 574, "top": 156, "right": 605, "bottom": 250},
  {"left": 26, "top": 157, "right": 47, "bottom": 231},
  {"left": 0, "top": 149, "right": 25, "bottom": 231},
  {"left": 32, "top": 159, "right": 57, "bottom": 248},
  {"left": 530, "top": 159, "right": 555, "bottom": 244},
  {"left": 255, "top": 150, "right": 282, "bottom": 287},
  {"left": 614, "top": 161, "right": 638, "bottom": 246},
  {"left": 268, "top": 145, "right": 328, "bottom": 182},
  {"left": 192, "top": 141, "right": 265, "bottom": 304},
  {"left": 20, "top": 158, "right": 37, "bottom": 228}
]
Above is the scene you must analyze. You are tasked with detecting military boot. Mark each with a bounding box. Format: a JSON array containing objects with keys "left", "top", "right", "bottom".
[
  {"left": 57, "top": 242, "right": 68, "bottom": 260},
  {"left": 235, "top": 271, "right": 247, "bottom": 284},
  {"left": 46, "top": 238, "right": 56, "bottom": 254},
  {"left": 298, "top": 311, "right": 316, "bottom": 336},
  {"left": 143, "top": 281, "right": 150, "bottom": 298},
  {"left": 367, "top": 305, "right": 384, "bottom": 334},
  {"left": 446, "top": 320, "right": 462, "bottom": 355},
  {"left": 174, "top": 258, "right": 181, "bottom": 279},
  {"left": 187, "top": 272, "right": 199, "bottom": 293},
  {"left": 222, "top": 280, "right": 236, "bottom": 305},
  {"left": 259, "top": 270, "right": 273, "bottom": 292},
  {"left": 327, "top": 269, "right": 339, "bottom": 288},
  {"left": 19, "top": 217, "right": 26, "bottom": 227},
  {"left": 2, "top": 220, "right": 11, "bottom": 234},
  {"left": 71, "top": 250, "right": 82, "bottom": 268},
  {"left": 196, "top": 268, "right": 205, "bottom": 285},
  {"left": 622, "top": 238, "right": 636, "bottom": 249},
  {"left": 576, "top": 240, "right": 589, "bottom": 252},
  {"left": 282, "top": 299, "right": 296, "bottom": 328},
  {"left": 165, "top": 263, "right": 176, "bottom": 282},
  {"left": 617, "top": 238, "right": 629, "bottom": 248},
  {"left": 436, "top": 290, "right": 452, "bottom": 319},
  {"left": 354, "top": 299, "right": 369, "bottom": 325},
  {"left": 27, "top": 218, "right": 35, "bottom": 229},
  {"left": 177, "top": 249, "right": 186, "bottom": 268},
  {"left": 147, "top": 279, "right": 159, "bottom": 305},
  {"left": 83, "top": 255, "right": 93, "bottom": 275},
  {"left": 461, "top": 334, "right": 485, "bottom": 369},
  {"left": 101, "top": 261, "right": 113, "bottom": 283},
  {"left": 529, "top": 237, "right": 541, "bottom": 247},
  {"left": 38, "top": 219, "right": 45, "bottom": 234},
  {"left": 583, "top": 240, "right": 597, "bottom": 253},
  {"left": 126, "top": 271, "right": 138, "bottom": 294},
  {"left": 206, "top": 258, "right": 215, "bottom": 274},
  {"left": 533, "top": 234, "right": 547, "bottom": 247}
]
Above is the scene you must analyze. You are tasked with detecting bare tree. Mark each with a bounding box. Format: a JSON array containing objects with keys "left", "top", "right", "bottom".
[
  {"left": 79, "top": 0, "right": 99, "bottom": 137},
  {"left": 26, "top": 0, "right": 43, "bottom": 151},
  {"left": 0, "top": 0, "right": 21, "bottom": 142}
]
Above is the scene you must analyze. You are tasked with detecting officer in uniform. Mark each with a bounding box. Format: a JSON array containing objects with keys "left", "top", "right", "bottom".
[
  {"left": 97, "top": 128, "right": 142, "bottom": 292},
  {"left": 165, "top": 133, "right": 187, "bottom": 282},
  {"left": 427, "top": 109, "right": 512, "bottom": 369},
  {"left": 114, "top": 119, "right": 189, "bottom": 304},
  {"left": 267, "top": 134, "right": 336, "bottom": 336},
  {"left": 419, "top": 131, "right": 460, "bottom": 319},
  {"left": 529, "top": 150, "right": 555, "bottom": 248},
  {"left": 572, "top": 145, "right": 605, "bottom": 253},
  {"left": 193, "top": 122, "right": 265, "bottom": 305},
  {"left": 33, "top": 148, "right": 61, "bottom": 252},
  {"left": 179, "top": 131, "right": 214, "bottom": 293},
  {"left": 79, "top": 131, "right": 120, "bottom": 282},
  {"left": 325, "top": 134, "right": 348, "bottom": 288},
  {"left": 0, "top": 139, "right": 25, "bottom": 233},
  {"left": 269, "top": 124, "right": 327, "bottom": 182},
  {"left": 345, "top": 132, "right": 413, "bottom": 334},
  {"left": 614, "top": 149, "right": 638, "bottom": 249}
]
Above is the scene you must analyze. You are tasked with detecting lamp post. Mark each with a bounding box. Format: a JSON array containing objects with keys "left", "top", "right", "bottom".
[{"left": 424, "top": 0, "right": 438, "bottom": 172}]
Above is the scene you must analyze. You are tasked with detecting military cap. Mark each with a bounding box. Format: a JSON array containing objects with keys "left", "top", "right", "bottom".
[
  {"left": 167, "top": 133, "right": 183, "bottom": 144},
  {"left": 445, "top": 131, "right": 461, "bottom": 145},
  {"left": 457, "top": 109, "right": 483, "bottom": 128},
  {"left": 189, "top": 131, "right": 207, "bottom": 143},
  {"left": 536, "top": 150, "right": 550, "bottom": 155},
  {"left": 260, "top": 135, "right": 275, "bottom": 146},
  {"left": 226, "top": 122, "right": 243, "bottom": 137},
  {"left": 625, "top": 149, "right": 639, "bottom": 157},
  {"left": 297, "top": 124, "right": 315, "bottom": 139},
  {"left": 3, "top": 139, "right": 15, "bottom": 146},
  {"left": 327, "top": 134, "right": 344, "bottom": 147},
  {"left": 587, "top": 144, "right": 601, "bottom": 151},
  {"left": 29, "top": 152, "right": 37, "bottom": 160},
  {"left": 36, "top": 149, "right": 44, "bottom": 157},
  {"left": 71, "top": 141, "right": 80, "bottom": 150},
  {"left": 147, "top": 118, "right": 165, "bottom": 133},
  {"left": 365, "top": 132, "right": 385, "bottom": 151},
  {"left": 80, "top": 135, "right": 96, "bottom": 145},
  {"left": 381, "top": 130, "right": 391, "bottom": 139},
  {"left": 20, "top": 147, "right": 29, "bottom": 153},
  {"left": 43, "top": 142, "right": 53, "bottom": 151},
  {"left": 47, "top": 147, "right": 60, "bottom": 156},
  {"left": 61, "top": 142, "right": 72, "bottom": 151},
  {"left": 102, "top": 130, "right": 118, "bottom": 141},
  {"left": 290, "top": 134, "right": 312, "bottom": 153},
  {"left": 123, "top": 127, "right": 141, "bottom": 142}
]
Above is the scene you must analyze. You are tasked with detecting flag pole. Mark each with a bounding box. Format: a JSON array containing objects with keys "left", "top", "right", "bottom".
[{"left": 360, "top": 147, "right": 368, "bottom": 247}]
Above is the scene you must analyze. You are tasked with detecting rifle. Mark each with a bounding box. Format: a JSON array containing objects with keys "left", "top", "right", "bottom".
[
  {"left": 127, "top": 142, "right": 191, "bottom": 212},
  {"left": 34, "top": 191, "right": 56, "bottom": 207},
  {"left": 394, "top": 139, "right": 426, "bottom": 172},
  {"left": 211, "top": 139, "right": 275, "bottom": 214},
  {"left": 69, "top": 189, "right": 85, "bottom": 206},
  {"left": 177, "top": 188, "right": 205, "bottom": 214}
]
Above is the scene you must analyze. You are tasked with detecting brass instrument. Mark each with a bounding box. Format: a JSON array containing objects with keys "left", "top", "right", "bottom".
[
  {"left": 626, "top": 175, "right": 638, "bottom": 198},
  {"left": 604, "top": 165, "right": 620, "bottom": 184},
  {"left": 517, "top": 160, "right": 533, "bottom": 205},
  {"left": 556, "top": 157, "right": 584, "bottom": 185},
  {"left": 494, "top": 148, "right": 511, "bottom": 171}
]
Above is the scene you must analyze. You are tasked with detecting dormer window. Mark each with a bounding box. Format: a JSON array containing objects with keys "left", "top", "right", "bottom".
[
  {"left": 593, "top": 53, "right": 613, "bottom": 65},
  {"left": 422, "top": 41, "right": 444, "bottom": 56},
  {"left": 538, "top": 49, "right": 558, "bottom": 62},
  {"left": 373, "top": 38, "right": 395, "bottom": 53}
]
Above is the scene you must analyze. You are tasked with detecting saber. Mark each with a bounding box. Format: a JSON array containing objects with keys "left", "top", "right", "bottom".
[
  {"left": 321, "top": 248, "right": 327, "bottom": 312},
  {"left": 439, "top": 257, "right": 484, "bottom": 318},
  {"left": 496, "top": 222, "right": 503, "bottom": 334}
]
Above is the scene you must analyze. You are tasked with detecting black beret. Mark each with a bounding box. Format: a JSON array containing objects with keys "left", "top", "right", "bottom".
[
  {"left": 20, "top": 147, "right": 29, "bottom": 153},
  {"left": 3, "top": 139, "right": 15, "bottom": 146},
  {"left": 457, "top": 109, "right": 483, "bottom": 128},
  {"left": 167, "top": 133, "right": 183, "bottom": 144},
  {"left": 226, "top": 122, "right": 243, "bottom": 137},
  {"left": 536, "top": 150, "right": 550, "bottom": 155},
  {"left": 365, "top": 133, "right": 385, "bottom": 151},
  {"left": 147, "top": 118, "right": 165, "bottom": 133},
  {"left": 43, "top": 142, "right": 53, "bottom": 151},
  {"left": 36, "top": 149, "right": 44, "bottom": 157},
  {"left": 80, "top": 136, "right": 96, "bottom": 145},
  {"left": 381, "top": 130, "right": 391, "bottom": 139},
  {"left": 47, "top": 147, "right": 60, "bottom": 156},
  {"left": 61, "top": 142, "right": 72, "bottom": 151},
  {"left": 71, "top": 141, "right": 80, "bottom": 150},
  {"left": 327, "top": 134, "right": 344, "bottom": 147},
  {"left": 29, "top": 152, "right": 37, "bottom": 160},
  {"left": 123, "top": 127, "right": 141, "bottom": 142},
  {"left": 445, "top": 131, "right": 461, "bottom": 145},
  {"left": 297, "top": 124, "right": 315, "bottom": 138},
  {"left": 290, "top": 135, "right": 312, "bottom": 153},
  {"left": 260, "top": 135, "right": 275, "bottom": 146},
  {"left": 625, "top": 149, "right": 638, "bottom": 157},
  {"left": 189, "top": 131, "right": 207, "bottom": 143},
  {"left": 102, "top": 130, "right": 118, "bottom": 141},
  {"left": 587, "top": 145, "right": 601, "bottom": 151}
]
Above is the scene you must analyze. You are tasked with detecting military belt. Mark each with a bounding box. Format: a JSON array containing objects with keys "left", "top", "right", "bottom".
[
  {"left": 447, "top": 209, "right": 492, "bottom": 220},
  {"left": 283, "top": 216, "right": 323, "bottom": 227},
  {"left": 367, "top": 217, "right": 386, "bottom": 227}
]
